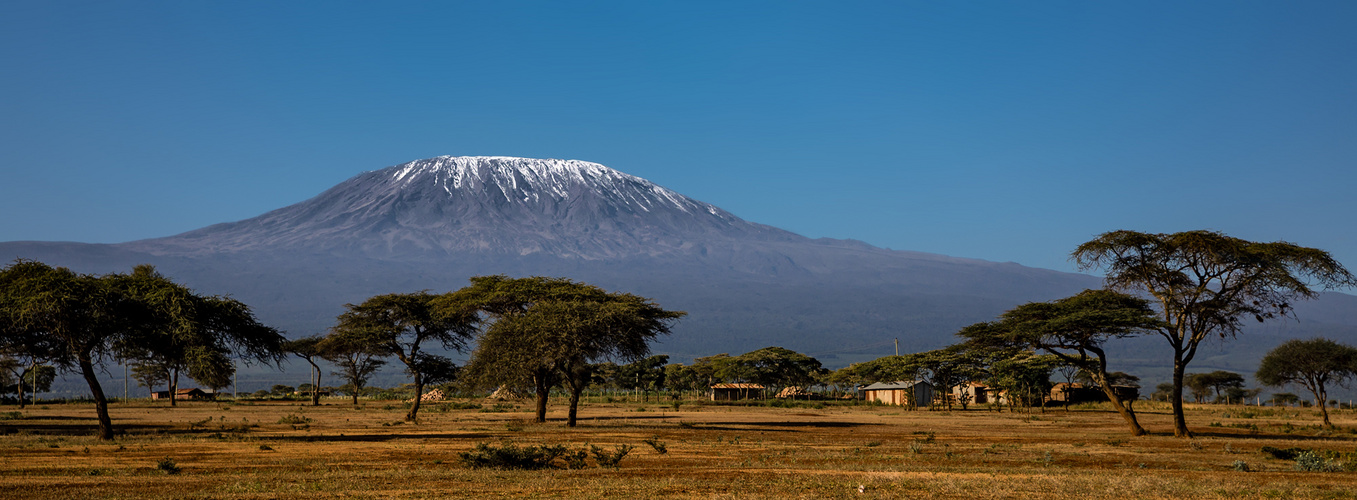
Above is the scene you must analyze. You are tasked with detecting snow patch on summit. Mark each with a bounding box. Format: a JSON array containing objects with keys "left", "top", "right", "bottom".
[{"left": 386, "top": 156, "right": 722, "bottom": 217}]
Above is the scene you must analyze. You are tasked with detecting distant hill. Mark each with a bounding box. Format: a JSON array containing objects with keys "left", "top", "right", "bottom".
[{"left": 5, "top": 156, "right": 1354, "bottom": 394}]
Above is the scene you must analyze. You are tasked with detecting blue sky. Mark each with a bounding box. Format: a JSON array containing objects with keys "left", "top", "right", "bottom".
[{"left": 2, "top": 1, "right": 1355, "bottom": 274}]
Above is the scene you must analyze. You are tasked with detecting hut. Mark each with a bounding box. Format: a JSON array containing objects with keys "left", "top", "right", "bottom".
[
  {"left": 861, "top": 381, "right": 934, "bottom": 407},
  {"left": 710, "top": 383, "right": 765, "bottom": 401}
]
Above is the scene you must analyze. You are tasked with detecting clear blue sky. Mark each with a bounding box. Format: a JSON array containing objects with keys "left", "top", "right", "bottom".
[{"left": 3, "top": 1, "right": 1355, "bottom": 274}]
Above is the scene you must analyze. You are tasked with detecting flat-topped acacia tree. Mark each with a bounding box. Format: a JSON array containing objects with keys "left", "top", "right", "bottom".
[
  {"left": 1257, "top": 338, "right": 1357, "bottom": 427},
  {"left": 1073, "top": 230, "right": 1356, "bottom": 437},
  {"left": 959, "top": 289, "right": 1162, "bottom": 436},
  {"left": 330, "top": 292, "right": 476, "bottom": 422},
  {"left": 446, "top": 275, "right": 684, "bottom": 427}
]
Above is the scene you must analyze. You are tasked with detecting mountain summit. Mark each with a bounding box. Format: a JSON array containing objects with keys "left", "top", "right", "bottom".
[{"left": 131, "top": 156, "right": 797, "bottom": 259}]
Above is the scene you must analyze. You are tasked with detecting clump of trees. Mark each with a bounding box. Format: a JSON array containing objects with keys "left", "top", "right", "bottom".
[
  {"left": 0, "top": 260, "right": 285, "bottom": 439},
  {"left": 448, "top": 276, "right": 685, "bottom": 427}
]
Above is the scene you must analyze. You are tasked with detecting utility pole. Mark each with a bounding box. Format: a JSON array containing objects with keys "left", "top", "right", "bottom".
[{"left": 894, "top": 338, "right": 899, "bottom": 356}]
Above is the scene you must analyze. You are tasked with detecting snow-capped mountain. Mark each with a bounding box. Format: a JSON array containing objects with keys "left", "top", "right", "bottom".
[
  {"left": 7, "top": 154, "right": 1352, "bottom": 388},
  {"left": 129, "top": 156, "right": 798, "bottom": 259}
]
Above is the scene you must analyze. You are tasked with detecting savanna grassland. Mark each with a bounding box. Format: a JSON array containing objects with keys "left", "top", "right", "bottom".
[{"left": 1, "top": 397, "right": 1355, "bottom": 499}]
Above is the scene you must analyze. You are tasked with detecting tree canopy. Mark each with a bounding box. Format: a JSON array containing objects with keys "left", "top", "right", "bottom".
[
  {"left": 1257, "top": 338, "right": 1357, "bottom": 427},
  {"left": 0, "top": 260, "right": 282, "bottom": 439},
  {"left": 331, "top": 291, "right": 476, "bottom": 422},
  {"left": 452, "top": 276, "right": 684, "bottom": 427},
  {"left": 1073, "top": 230, "right": 1356, "bottom": 437},
  {"left": 958, "top": 289, "right": 1161, "bottom": 435}
]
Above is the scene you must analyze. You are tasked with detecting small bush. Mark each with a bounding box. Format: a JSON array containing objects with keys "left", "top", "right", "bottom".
[
  {"left": 258, "top": 445, "right": 273, "bottom": 451},
  {"left": 564, "top": 449, "right": 589, "bottom": 469},
  {"left": 0, "top": 412, "right": 23, "bottom": 421},
  {"left": 1232, "top": 460, "right": 1250, "bottom": 472},
  {"left": 590, "top": 444, "right": 635, "bottom": 468},
  {"left": 1294, "top": 451, "right": 1344, "bottom": 472},
  {"left": 277, "top": 414, "right": 312, "bottom": 425},
  {"left": 156, "top": 457, "right": 181, "bottom": 475},
  {"left": 642, "top": 438, "right": 668, "bottom": 454},
  {"left": 458, "top": 442, "right": 568, "bottom": 470}
]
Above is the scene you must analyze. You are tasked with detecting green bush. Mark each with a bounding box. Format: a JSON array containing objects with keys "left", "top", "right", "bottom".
[
  {"left": 458, "top": 442, "right": 568, "bottom": 470},
  {"left": 1294, "top": 451, "right": 1344, "bottom": 472}
]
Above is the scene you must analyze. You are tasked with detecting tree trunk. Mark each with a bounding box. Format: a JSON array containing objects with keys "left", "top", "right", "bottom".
[
  {"left": 567, "top": 386, "right": 582, "bottom": 427},
  {"left": 406, "top": 372, "right": 422, "bottom": 422},
  {"left": 169, "top": 368, "right": 178, "bottom": 407},
  {"left": 309, "top": 362, "right": 321, "bottom": 406},
  {"left": 14, "top": 368, "right": 26, "bottom": 409},
  {"left": 534, "top": 375, "right": 550, "bottom": 423},
  {"left": 1171, "top": 357, "right": 1190, "bottom": 438},
  {"left": 1101, "top": 384, "right": 1145, "bottom": 436},
  {"left": 1309, "top": 384, "right": 1332, "bottom": 427},
  {"left": 351, "top": 389, "right": 359, "bottom": 406},
  {"left": 78, "top": 356, "right": 114, "bottom": 440}
]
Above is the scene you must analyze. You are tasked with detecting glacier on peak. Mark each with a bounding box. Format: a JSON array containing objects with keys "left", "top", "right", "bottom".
[{"left": 384, "top": 155, "right": 711, "bottom": 216}]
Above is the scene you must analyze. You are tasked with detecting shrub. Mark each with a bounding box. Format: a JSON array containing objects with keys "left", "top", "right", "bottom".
[
  {"left": 563, "top": 449, "right": 589, "bottom": 469},
  {"left": 0, "top": 412, "right": 22, "bottom": 421},
  {"left": 1294, "top": 451, "right": 1344, "bottom": 472},
  {"left": 1232, "top": 460, "right": 1250, "bottom": 472},
  {"left": 642, "top": 438, "right": 667, "bottom": 454},
  {"left": 156, "top": 457, "right": 181, "bottom": 475},
  {"left": 277, "top": 414, "right": 312, "bottom": 425},
  {"left": 1261, "top": 446, "right": 1308, "bottom": 460},
  {"left": 590, "top": 444, "right": 635, "bottom": 468},
  {"left": 458, "top": 442, "right": 568, "bottom": 470}
]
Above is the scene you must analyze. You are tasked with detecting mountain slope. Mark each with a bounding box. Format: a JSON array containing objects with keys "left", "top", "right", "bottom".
[{"left": 126, "top": 156, "right": 800, "bottom": 259}]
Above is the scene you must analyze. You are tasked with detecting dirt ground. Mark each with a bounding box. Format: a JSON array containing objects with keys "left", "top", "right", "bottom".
[{"left": 1, "top": 397, "right": 1354, "bottom": 499}]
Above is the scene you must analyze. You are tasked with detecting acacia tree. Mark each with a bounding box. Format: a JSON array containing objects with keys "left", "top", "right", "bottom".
[
  {"left": 112, "top": 265, "right": 284, "bottom": 406},
  {"left": 130, "top": 360, "right": 170, "bottom": 398},
  {"left": 959, "top": 289, "right": 1162, "bottom": 436},
  {"left": 1073, "top": 230, "right": 1356, "bottom": 437},
  {"left": 283, "top": 336, "right": 327, "bottom": 406},
  {"left": 0, "top": 261, "right": 283, "bottom": 438},
  {"left": 617, "top": 354, "right": 669, "bottom": 401},
  {"left": 451, "top": 276, "right": 684, "bottom": 427},
  {"left": 318, "top": 333, "right": 387, "bottom": 405},
  {"left": 724, "top": 347, "right": 826, "bottom": 398},
  {"left": 331, "top": 292, "right": 476, "bottom": 422},
  {"left": 0, "top": 261, "right": 134, "bottom": 439},
  {"left": 1257, "top": 338, "right": 1357, "bottom": 427}
]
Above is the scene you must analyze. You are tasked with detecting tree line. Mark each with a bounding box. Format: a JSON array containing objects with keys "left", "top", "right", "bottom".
[{"left": 3, "top": 229, "right": 1356, "bottom": 440}]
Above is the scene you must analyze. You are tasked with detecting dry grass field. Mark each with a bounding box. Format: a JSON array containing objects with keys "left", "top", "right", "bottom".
[{"left": 1, "top": 397, "right": 1355, "bottom": 499}]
